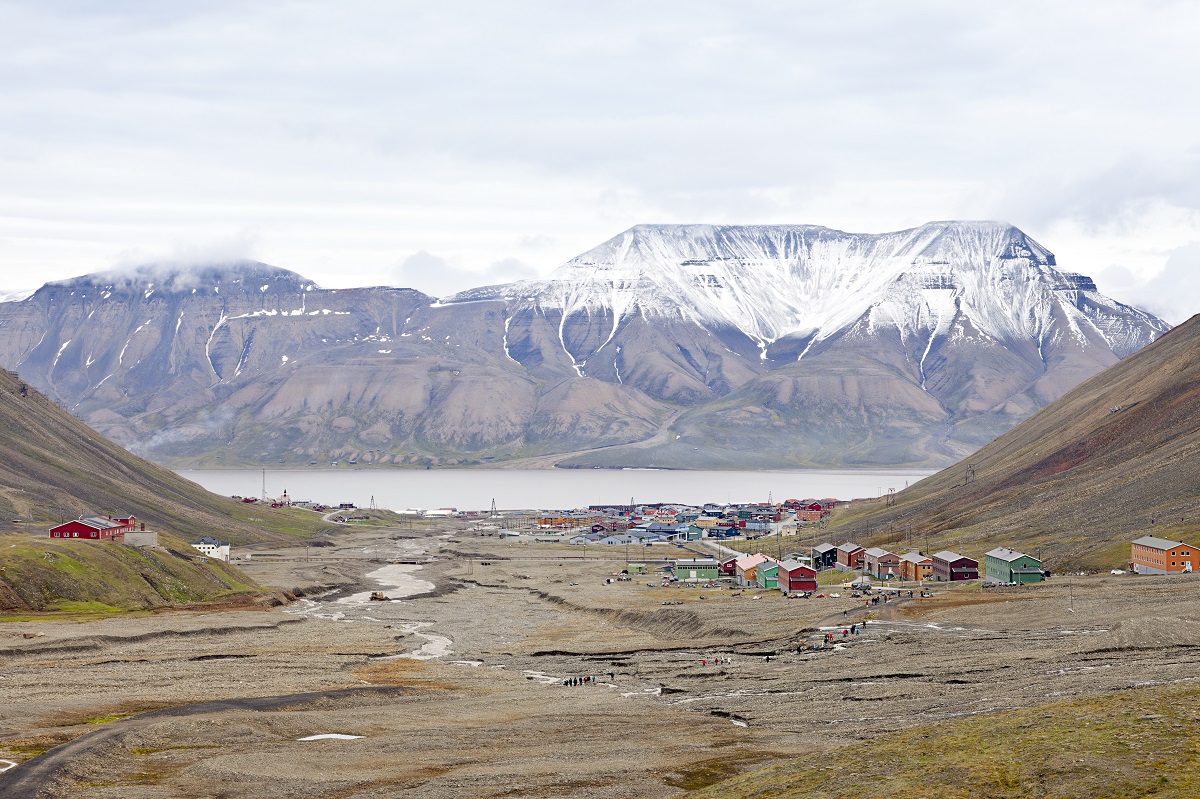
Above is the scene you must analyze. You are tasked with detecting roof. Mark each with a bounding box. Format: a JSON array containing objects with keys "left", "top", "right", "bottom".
[
  {"left": 1132, "top": 535, "right": 1186, "bottom": 551},
  {"left": 812, "top": 542, "right": 837, "bottom": 554},
  {"left": 191, "top": 537, "right": 227, "bottom": 547},
  {"left": 899, "top": 552, "right": 930, "bottom": 564},
  {"left": 863, "top": 547, "right": 891, "bottom": 558},
  {"left": 932, "top": 550, "right": 972, "bottom": 563},
  {"left": 837, "top": 542, "right": 862, "bottom": 553},
  {"left": 986, "top": 547, "right": 1039, "bottom": 563},
  {"left": 778, "top": 558, "right": 812, "bottom": 572},
  {"left": 736, "top": 553, "right": 770, "bottom": 570},
  {"left": 673, "top": 558, "right": 718, "bottom": 567}
]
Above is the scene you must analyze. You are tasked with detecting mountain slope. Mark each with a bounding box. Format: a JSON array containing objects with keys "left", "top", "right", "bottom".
[
  {"left": 0, "top": 224, "right": 1169, "bottom": 469},
  {"left": 826, "top": 313, "right": 1200, "bottom": 568},
  {"left": 0, "top": 368, "right": 320, "bottom": 543}
]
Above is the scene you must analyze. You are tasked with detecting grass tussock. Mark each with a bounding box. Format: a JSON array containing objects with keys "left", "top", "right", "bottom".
[
  {"left": 353, "top": 659, "right": 458, "bottom": 690},
  {"left": 694, "top": 683, "right": 1200, "bottom": 799}
]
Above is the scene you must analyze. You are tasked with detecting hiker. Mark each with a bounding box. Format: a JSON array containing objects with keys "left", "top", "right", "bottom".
[
  {"left": 609, "top": 671, "right": 615, "bottom": 681},
  {"left": 702, "top": 659, "right": 707, "bottom": 666},
  {"left": 765, "top": 655, "right": 771, "bottom": 663},
  {"left": 842, "top": 629, "right": 848, "bottom": 638}
]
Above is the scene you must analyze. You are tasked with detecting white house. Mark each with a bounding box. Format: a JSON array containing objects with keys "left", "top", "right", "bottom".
[{"left": 190, "top": 536, "right": 231, "bottom": 562}]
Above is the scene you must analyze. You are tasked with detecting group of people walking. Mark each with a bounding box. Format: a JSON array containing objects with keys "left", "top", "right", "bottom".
[{"left": 563, "top": 671, "right": 616, "bottom": 686}]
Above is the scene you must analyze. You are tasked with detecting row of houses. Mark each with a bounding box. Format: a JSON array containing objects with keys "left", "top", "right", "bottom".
[
  {"left": 810, "top": 540, "right": 1045, "bottom": 584},
  {"left": 671, "top": 553, "right": 819, "bottom": 593}
]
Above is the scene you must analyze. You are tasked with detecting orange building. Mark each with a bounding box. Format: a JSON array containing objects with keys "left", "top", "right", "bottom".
[{"left": 1130, "top": 535, "right": 1200, "bottom": 574}]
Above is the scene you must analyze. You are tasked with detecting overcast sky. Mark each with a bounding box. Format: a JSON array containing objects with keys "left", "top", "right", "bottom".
[{"left": 1, "top": 1, "right": 1199, "bottom": 322}]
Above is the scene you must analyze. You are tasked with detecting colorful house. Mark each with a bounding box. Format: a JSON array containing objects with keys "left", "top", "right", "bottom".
[
  {"left": 898, "top": 551, "right": 933, "bottom": 581},
  {"left": 931, "top": 551, "right": 979, "bottom": 582},
  {"left": 984, "top": 548, "right": 1044, "bottom": 584},
  {"left": 673, "top": 558, "right": 719, "bottom": 581},
  {"left": 756, "top": 561, "right": 779, "bottom": 589},
  {"left": 777, "top": 559, "right": 818, "bottom": 593},
  {"left": 735, "top": 554, "right": 771, "bottom": 586},
  {"left": 836, "top": 542, "right": 865, "bottom": 570},
  {"left": 863, "top": 547, "right": 901, "bottom": 580},
  {"left": 812, "top": 542, "right": 838, "bottom": 571},
  {"left": 1130, "top": 536, "right": 1200, "bottom": 574}
]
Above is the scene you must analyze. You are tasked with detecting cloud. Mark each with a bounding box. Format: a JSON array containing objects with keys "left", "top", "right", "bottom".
[
  {"left": 1098, "top": 243, "right": 1200, "bottom": 326},
  {"left": 112, "top": 229, "right": 261, "bottom": 272},
  {"left": 1, "top": 0, "right": 1200, "bottom": 310},
  {"left": 393, "top": 251, "right": 538, "bottom": 297}
]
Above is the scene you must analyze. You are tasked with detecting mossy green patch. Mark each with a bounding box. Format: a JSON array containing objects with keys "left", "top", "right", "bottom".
[{"left": 695, "top": 683, "right": 1200, "bottom": 799}]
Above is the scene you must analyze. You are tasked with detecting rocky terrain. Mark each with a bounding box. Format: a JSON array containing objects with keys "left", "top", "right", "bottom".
[
  {"left": 3, "top": 526, "right": 1199, "bottom": 798},
  {"left": 0, "top": 222, "right": 1168, "bottom": 469}
]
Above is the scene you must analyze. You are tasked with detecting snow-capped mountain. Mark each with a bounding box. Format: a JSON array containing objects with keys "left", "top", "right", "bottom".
[
  {"left": 452, "top": 221, "right": 1160, "bottom": 371},
  {"left": 0, "top": 222, "right": 1170, "bottom": 469}
]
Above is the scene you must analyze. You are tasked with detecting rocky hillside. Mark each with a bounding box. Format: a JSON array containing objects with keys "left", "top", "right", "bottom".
[
  {"left": 827, "top": 312, "right": 1200, "bottom": 569},
  {"left": 0, "top": 223, "right": 1168, "bottom": 469},
  {"left": 0, "top": 368, "right": 321, "bottom": 543}
]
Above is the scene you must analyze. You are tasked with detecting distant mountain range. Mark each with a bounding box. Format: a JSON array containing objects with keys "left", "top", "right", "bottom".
[
  {"left": 827, "top": 309, "right": 1200, "bottom": 569},
  {"left": 0, "top": 221, "right": 1169, "bottom": 469}
]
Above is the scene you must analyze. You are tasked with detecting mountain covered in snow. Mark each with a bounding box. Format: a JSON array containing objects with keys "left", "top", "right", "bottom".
[{"left": 0, "top": 222, "right": 1170, "bottom": 469}]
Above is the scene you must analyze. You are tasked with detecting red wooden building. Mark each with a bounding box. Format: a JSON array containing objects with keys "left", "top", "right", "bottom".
[
  {"left": 777, "top": 559, "right": 818, "bottom": 593},
  {"left": 49, "top": 515, "right": 138, "bottom": 540},
  {"left": 837, "top": 542, "right": 864, "bottom": 569}
]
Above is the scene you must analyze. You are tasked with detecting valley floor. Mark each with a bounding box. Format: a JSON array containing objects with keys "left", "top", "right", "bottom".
[{"left": 2, "top": 524, "right": 1199, "bottom": 797}]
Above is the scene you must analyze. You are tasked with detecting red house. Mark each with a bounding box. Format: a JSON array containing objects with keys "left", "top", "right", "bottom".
[
  {"left": 49, "top": 515, "right": 138, "bottom": 540},
  {"left": 777, "top": 559, "right": 818, "bottom": 593},
  {"left": 931, "top": 550, "right": 979, "bottom": 581},
  {"left": 837, "top": 542, "right": 865, "bottom": 569},
  {"left": 719, "top": 556, "right": 738, "bottom": 577}
]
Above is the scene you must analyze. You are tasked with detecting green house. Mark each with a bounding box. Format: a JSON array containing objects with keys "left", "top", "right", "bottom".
[
  {"left": 673, "top": 558, "right": 718, "bottom": 581},
  {"left": 756, "top": 562, "right": 779, "bottom": 589},
  {"left": 984, "top": 547, "right": 1043, "bottom": 585}
]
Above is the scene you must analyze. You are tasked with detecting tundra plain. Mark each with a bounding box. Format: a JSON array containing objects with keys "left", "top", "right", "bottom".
[{"left": 2, "top": 522, "right": 1199, "bottom": 798}]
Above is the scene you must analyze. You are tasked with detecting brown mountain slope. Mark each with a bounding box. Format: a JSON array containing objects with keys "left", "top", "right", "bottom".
[
  {"left": 0, "top": 368, "right": 322, "bottom": 544},
  {"left": 827, "top": 313, "right": 1200, "bottom": 569}
]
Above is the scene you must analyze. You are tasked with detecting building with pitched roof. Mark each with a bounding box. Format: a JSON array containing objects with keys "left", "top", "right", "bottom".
[
  {"left": 984, "top": 547, "right": 1044, "bottom": 584},
  {"left": 1130, "top": 536, "right": 1199, "bottom": 574}
]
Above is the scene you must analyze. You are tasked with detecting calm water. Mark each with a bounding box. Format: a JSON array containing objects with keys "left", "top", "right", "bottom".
[{"left": 177, "top": 468, "right": 935, "bottom": 511}]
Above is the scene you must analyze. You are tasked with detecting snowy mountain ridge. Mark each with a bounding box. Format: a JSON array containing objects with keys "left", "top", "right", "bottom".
[{"left": 451, "top": 221, "right": 1163, "bottom": 365}]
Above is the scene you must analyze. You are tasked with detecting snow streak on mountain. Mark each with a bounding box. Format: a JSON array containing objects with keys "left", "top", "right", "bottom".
[{"left": 451, "top": 221, "right": 1164, "bottom": 367}]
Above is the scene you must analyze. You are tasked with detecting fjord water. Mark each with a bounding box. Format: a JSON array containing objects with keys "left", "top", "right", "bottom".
[{"left": 177, "top": 468, "right": 935, "bottom": 511}]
